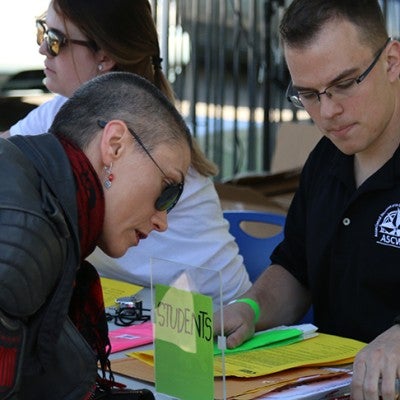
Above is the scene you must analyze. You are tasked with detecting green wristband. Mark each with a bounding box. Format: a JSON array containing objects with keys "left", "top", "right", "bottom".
[{"left": 229, "top": 298, "right": 260, "bottom": 324}]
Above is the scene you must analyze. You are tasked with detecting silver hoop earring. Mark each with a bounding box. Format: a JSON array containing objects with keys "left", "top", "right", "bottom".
[{"left": 104, "top": 163, "right": 114, "bottom": 189}]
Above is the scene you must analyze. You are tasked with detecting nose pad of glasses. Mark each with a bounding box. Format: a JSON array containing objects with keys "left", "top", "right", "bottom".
[
  {"left": 316, "top": 90, "right": 334, "bottom": 104},
  {"left": 38, "top": 38, "right": 51, "bottom": 56},
  {"left": 37, "top": 34, "right": 58, "bottom": 57}
]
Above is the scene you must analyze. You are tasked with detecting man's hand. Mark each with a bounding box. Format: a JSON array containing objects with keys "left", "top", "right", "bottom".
[
  {"left": 351, "top": 324, "right": 400, "bottom": 400},
  {"left": 214, "top": 264, "right": 311, "bottom": 350},
  {"left": 213, "top": 301, "right": 256, "bottom": 349}
]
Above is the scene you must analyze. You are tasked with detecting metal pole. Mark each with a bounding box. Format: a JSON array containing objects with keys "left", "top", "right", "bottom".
[
  {"left": 160, "top": 0, "right": 169, "bottom": 73},
  {"left": 263, "top": 0, "right": 272, "bottom": 171}
]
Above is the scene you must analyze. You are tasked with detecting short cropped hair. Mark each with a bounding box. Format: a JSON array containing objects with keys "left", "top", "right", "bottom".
[
  {"left": 50, "top": 72, "right": 192, "bottom": 152},
  {"left": 279, "top": 0, "right": 388, "bottom": 50}
]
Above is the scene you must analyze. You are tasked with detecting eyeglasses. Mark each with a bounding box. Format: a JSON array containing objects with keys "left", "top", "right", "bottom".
[
  {"left": 36, "top": 19, "right": 98, "bottom": 57},
  {"left": 286, "top": 37, "right": 391, "bottom": 109},
  {"left": 98, "top": 120, "right": 184, "bottom": 213}
]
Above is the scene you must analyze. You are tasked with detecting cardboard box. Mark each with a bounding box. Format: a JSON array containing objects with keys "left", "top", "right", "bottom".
[
  {"left": 215, "top": 182, "right": 288, "bottom": 215},
  {"left": 270, "top": 122, "right": 321, "bottom": 173},
  {"left": 217, "top": 122, "right": 321, "bottom": 214}
]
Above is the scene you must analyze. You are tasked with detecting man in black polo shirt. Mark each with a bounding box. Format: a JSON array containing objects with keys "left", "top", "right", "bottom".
[{"left": 215, "top": 1, "right": 400, "bottom": 399}]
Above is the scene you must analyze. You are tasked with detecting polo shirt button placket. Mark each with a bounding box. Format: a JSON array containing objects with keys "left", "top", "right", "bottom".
[{"left": 343, "top": 217, "right": 351, "bottom": 226}]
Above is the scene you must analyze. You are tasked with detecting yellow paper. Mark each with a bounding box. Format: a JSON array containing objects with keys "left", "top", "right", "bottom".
[
  {"left": 214, "top": 332, "right": 365, "bottom": 377},
  {"left": 100, "top": 277, "right": 143, "bottom": 307},
  {"left": 128, "top": 332, "right": 365, "bottom": 379},
  {"left": 127, "top": 349, "right": 155, "bottom": 366}
]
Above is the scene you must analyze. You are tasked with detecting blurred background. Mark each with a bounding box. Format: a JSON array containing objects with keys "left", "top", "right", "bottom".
[{"left": 1, "top": 0, "right": 399, "bottom": 182}]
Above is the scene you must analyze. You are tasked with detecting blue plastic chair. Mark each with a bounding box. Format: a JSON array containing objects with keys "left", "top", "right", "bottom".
[
  {"left": 223, "top": 210, "right": 286, "bottom": 283},
  {"left": 224, "top": 209, "right": 314, "bottom": 323}
]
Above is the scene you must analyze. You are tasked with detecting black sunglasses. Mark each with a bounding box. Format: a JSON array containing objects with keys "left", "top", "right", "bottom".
[
  {"left": 98, "top": 120, "right": 184, "bottom": 213},
  {"left": 36, "top": 19, "right": 98, "bottom": 57}
]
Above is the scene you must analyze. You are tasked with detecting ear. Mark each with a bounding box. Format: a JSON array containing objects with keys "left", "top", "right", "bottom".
[
  {"left": 99, "top": 120, "right": 130, "bottom": 165},
  {"left": 96, "top": 50, "right": 117, "bottom": 73},
  {"left": 385, "top": 40, "right": 400, "bottom": 82}
]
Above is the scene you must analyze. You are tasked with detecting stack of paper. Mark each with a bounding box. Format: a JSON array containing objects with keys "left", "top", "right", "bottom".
[
  {"left": 213, "top": 331, "right": 363, "bottom": 378},
  {"left": 110, "top": 328, "right": 365, "bottom": 400},
  {"left": 111, "top": 357, "right": 351, "bottom": 400}
]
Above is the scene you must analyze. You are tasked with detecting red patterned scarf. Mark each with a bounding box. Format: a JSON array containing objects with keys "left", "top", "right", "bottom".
[
  {"left": 58, "top": 137, "right": 105, "bottom": 258},
  {"left": 58, "top": 137, "right": 112, "bottom": 388}
]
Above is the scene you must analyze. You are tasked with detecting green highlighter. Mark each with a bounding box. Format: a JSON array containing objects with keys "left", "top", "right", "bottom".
[{"left": 214, "top": 328, "right": 304, "bottom": 355}]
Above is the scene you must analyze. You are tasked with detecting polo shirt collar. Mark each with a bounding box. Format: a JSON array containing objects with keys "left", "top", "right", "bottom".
[{"left": 328, "top": 141, "right": 400, "bottom": 192}]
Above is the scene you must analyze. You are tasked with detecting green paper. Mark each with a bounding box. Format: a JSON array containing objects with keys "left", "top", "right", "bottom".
[
  {"left": 154, "top": 284, "right": 214, "bottom": 400},
  {"left": 214, "top": 328, "right": 303, "bottom": 355}
]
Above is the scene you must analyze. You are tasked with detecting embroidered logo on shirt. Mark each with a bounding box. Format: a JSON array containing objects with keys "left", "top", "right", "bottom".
[{"left": 375, "top": 204, "right": 400, "bottom": 248}]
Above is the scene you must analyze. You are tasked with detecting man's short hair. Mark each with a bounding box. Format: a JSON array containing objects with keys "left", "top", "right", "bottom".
[{"left": 279, "top": 0, "right": 388, "bottom": 50}]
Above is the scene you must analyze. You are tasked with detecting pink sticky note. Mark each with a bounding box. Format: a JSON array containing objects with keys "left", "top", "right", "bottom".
[{"left": 109, "top": 321, "right": 154, "bottom": 353}]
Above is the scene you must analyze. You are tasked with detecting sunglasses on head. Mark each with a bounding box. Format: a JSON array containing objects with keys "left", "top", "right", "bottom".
[
  {"left": 97, "top": 120, "right": 184, "bottom": 213},
  {"left": 36, "top": 19, "right": 98, "bottom": 57}
]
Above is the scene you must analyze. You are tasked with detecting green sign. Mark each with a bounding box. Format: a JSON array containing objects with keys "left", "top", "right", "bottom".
[{"left": 154, "top": 284, "right": 214, "bottom": 400}]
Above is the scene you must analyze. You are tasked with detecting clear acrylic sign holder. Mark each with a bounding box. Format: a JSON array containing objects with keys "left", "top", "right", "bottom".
[{"left": 150, "top": 257, "right": 227, "bottom": 400}]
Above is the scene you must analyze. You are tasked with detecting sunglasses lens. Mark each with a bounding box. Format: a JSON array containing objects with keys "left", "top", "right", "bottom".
[
  {"left": 155, "top": 183, "right": 183, "bottom": 213},
  {"left": 36, "top": 20, "right": 63, "bottom": 56},
  {"left": 36, "top": 22, "right": 44, "bottom": 46},
  {"left": 46, "top": 30, "right": 61, "bottom": 56}
]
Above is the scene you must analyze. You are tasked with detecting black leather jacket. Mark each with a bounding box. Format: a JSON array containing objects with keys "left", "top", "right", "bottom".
[{"left": 0, "top": 135, "right": 97, "bottom": 399}]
